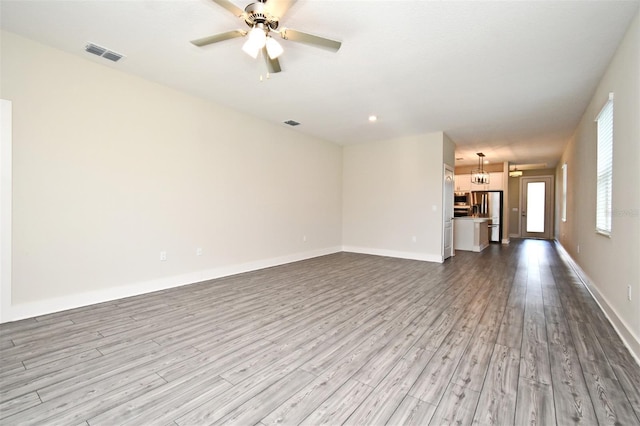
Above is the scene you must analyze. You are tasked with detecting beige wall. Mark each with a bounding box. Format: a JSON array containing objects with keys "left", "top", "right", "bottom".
[
  {"left": 1, "top": 32, "right": 343, "bottom": 319},
  {"left": 556, "top": 11, "right": 639, "bottom": 353},
  {"left": 442, "top": 133, "right": 456, "bottom": 168},
  {"left": 342, "top": 132, "right": 453, "bottom": 262}
]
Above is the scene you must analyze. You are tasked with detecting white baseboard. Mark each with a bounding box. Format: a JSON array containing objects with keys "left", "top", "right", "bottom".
[
  {"left": 342, "top": 245, "right": 443, "bottom": 263},
  {"left": 555, "top": 241, "right": 640, "bottom": 365},
  {"left": 1, "top": 246, "right": 342, "bottom": 324}
]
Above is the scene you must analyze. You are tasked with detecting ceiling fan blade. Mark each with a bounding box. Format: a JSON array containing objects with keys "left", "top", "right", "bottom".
[
  {"left": 262, "top": 47, "right": 282, "bottom": 73},
  {"left": 210, "top": 0, "right": 245, "bottom": 17},
  {"left": 190, "top": 30, "right": 247, "bottom": 47},
  {"left": 280, "top": 28, "right": 341, "bottom": 52},
  {"left": 265, "top": 0, "right": 298, "bottom": 19}
]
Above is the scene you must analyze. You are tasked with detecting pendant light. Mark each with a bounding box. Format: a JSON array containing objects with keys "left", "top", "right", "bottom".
[
  {"left": 509, "top": 165, "right": 523, "bottom": 177},
  {"left": 471, "top": 153, "right": 490, "bottom": 184}
]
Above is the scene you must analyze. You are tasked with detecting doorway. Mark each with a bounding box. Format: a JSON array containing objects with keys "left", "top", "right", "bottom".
[
  {"left": 443, "top": 165, "right": 454, "bottom": 260},
  {"left": 1, "top": 99, "right": 12, "bottom": 321},
  {"left": 520, "top": 176, "right": 554, "bottom": 239}
]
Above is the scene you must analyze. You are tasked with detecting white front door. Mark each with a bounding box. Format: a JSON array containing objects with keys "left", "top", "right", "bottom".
[
  {"left": 443, "top": 165, "right": 454, "bottom": 259},
  {"left": 521, "top": 176, "right": 553, "bottom": 239}
]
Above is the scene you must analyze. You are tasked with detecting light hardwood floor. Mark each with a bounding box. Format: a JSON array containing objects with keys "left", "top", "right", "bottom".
[{"left": 1, "top": 240, "right": 639, "bottom": 425}]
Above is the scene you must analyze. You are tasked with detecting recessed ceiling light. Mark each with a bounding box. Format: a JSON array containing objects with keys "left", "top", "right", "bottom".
[{"left": 368, "top": 115, "right": 377, "bottom": 122}]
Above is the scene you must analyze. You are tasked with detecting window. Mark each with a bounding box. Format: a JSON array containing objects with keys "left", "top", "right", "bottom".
[
  {"left": 595, "top": 93, "right": 614, "bottom": 236},
  {"left": 561, "top": 163, "right": 567, "bottom": 222},
  {"left": 526, "top": 181, "right": 546, "bottom": 233}
]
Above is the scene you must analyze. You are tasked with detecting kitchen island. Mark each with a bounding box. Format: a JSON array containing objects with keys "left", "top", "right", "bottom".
[{"left": 453, "top": 217, "right": 490, "bottom": 252}]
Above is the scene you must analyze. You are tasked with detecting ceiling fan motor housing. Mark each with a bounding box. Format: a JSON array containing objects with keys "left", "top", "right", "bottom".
[{"left": 244, "top": 1, "right": 279, "bottom": 30}]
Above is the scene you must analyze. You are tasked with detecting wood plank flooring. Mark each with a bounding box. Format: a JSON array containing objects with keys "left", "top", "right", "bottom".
[{"left": 1, "top": 239, "right": 639, "bottom": 425}]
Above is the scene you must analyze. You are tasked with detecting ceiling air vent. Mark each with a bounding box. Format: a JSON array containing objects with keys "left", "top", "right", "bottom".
[
  {"left": 102, "top": 51, "right": 123, "bottom": 62},
  {"left": 85, "top": 43, "right": 106, "bottom": 56},
  {"left": 84, "top": 43, "right": 125, "bottom": 62},
  {"left": 284, "top": 120, "right": 300, "bottom": 126}
]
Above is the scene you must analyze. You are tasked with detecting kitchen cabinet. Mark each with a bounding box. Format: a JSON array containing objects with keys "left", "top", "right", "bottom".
[
  {"left": 488, "top": 172, "right": 504, "bottom": 190},
  {"left": 453, "top": 217, "right": 490, "bottom": 252},
  {"left": 454, "top": 174, "right": 471, "bottom": 192},
  {"left": 471, "top": 180, "right": 487, "bottom": 190}
]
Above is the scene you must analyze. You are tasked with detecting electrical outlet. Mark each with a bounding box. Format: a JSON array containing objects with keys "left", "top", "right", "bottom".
[
  {"left": 160, "top": 251, "right": 167, "bottom": 261},
  {"left": 577, "top": 244, "right": 580, "bottom": 254},
  {"left": 302, "top": 235, "right": 307, "bottom": 242},
  {"left": 196, "top": 248, "right": 203, "bottom": 256},
  {"left": 628, "top": 285, "right": 632, "bottom": 301},
  {"left": 412, "top": 235, "right": 417, "bottom": 243}
]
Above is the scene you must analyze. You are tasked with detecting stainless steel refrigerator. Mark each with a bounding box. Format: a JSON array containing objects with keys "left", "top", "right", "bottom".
[{"left": 472, "top": 190, "right": 503, "bottom": 243}]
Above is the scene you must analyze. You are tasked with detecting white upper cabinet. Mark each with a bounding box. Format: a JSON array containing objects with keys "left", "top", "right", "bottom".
[
  {"left": 488, "top": 172, "right": 503, "bottom": 190},
  {"left": 454, "top": 174, "right": 471, "bottom": 192}
]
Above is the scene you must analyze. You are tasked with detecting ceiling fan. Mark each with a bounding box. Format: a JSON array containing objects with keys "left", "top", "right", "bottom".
[{"left": 190, "top": 0, "right": 342, "bottom": 74}]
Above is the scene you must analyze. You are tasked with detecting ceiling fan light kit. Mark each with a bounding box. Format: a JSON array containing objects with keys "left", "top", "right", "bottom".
[
  {"left": 191, "top": 0, "right": 341, "bottom": 73},
  {"left": 242, "top": 26, "right": 266, "bottom": 58},
  {"left": 265, "top": 36, "right": 283, "bottom": 59}
]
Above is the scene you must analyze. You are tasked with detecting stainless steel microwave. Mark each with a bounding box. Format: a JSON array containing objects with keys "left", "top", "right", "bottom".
[{"left": 454, "top": 192, "right": 471, "bottom": 206}]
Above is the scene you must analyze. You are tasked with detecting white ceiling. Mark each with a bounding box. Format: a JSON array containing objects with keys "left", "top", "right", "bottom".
[{"left": 1, "top": 0, "right": 638, "bottom": 167}]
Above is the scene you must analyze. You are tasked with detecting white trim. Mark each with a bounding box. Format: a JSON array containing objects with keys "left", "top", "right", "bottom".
[
  {"left": 561, "top": 163, "right": 567, "bottom": 223},
  {"left": 0, "top": 100, "right": 12, "bottom": 323},
  {"left": 443, "top": 164, "right": 454, "bottom": 260},
  {"left": 474, "top": 238, "right": 489, "bottom": 253},
  {"left": 1, "top": 246, "right": 342, "bottom": 323},
  {"left": 594, "top": 91, "right": 615, "bottom": 121},
  {"left": 555, "top": 241, "right": 640, "bottom": 366},
  {"left": 342, "top": 245, "right": 443, "bottom": 263},
  {"left": 595, "top": 94, "right": 614, "bottom": 235}
]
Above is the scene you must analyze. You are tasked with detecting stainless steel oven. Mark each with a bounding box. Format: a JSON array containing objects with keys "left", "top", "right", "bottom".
[{"left": 454, "top": 192, "right": 471, "bottom": 217}]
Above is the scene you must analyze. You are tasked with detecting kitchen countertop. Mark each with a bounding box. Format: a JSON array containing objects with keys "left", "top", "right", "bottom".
[{"left": 453, "top": 216, "right": 491, "bottom": 222}]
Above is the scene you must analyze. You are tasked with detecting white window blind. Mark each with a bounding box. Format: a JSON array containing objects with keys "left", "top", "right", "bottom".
[{"left": 595, "top": 93, "right": 613, "bottom": 236}]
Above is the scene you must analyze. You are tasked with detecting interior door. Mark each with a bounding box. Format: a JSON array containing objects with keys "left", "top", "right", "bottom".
[
  {"left": 443, "top": 166, "right": 454, "bottom": 259},
  {"left": 521, "top": 176, "right": 553, "bottom": 239},
  {"left": 1, "top": 99, "right": 12, "bottom": 320}
]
